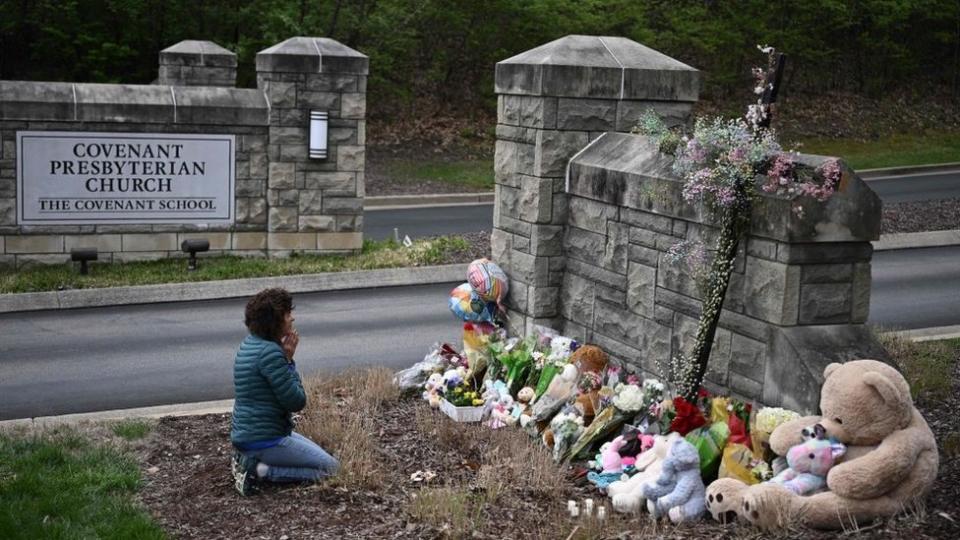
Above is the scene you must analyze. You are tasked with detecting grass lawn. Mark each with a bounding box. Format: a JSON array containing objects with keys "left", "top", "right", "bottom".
[
  {"left": 384, "top": 158, "right": 494, "bottom": 190},
  {"left": 0, "top": 236, "right": 470, "bottom": 294},
  {"left": 0, "top": 425, "right": 165, "bottom": 539},
  {"left": 878, "top": 333, "right": 960, "bottom": 406},
  {"left": 792, "top": 131, "right": 960, "bottom": 170}
]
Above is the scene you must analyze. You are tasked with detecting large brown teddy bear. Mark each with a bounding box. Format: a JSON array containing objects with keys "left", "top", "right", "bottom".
[{"left": 705, "top": 359, "right": 938, "bottom": 530}]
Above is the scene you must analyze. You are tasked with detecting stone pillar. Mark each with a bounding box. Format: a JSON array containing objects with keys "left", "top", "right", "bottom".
[
  {"left": 256, "top": 37, "right": 367, "bottom": 254},
  {"left": 158, "top": 40, "right": 237, "bottom": 87},
  {"left": 492, "top": 35, "right": 699, "bottom": 336}
]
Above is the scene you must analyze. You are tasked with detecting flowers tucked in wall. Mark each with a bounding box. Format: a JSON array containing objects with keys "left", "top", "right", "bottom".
[{"left": 635, "top": 46, "right": 844, "bottom": 400}]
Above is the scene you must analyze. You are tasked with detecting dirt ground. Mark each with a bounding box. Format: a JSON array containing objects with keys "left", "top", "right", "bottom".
[{"left": 136, "top": 367, "right": 960, "bottom": 539}]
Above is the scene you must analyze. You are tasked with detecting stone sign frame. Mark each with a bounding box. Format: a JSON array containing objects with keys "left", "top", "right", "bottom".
[{"left": 0, "top": 36, "right": 368, "bottom": 267}]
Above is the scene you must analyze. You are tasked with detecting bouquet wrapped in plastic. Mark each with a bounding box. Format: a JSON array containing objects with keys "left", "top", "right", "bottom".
[
  {"left": 534, "top": 336, "right": 577, "bottom": 398},
  {"left": 548, "top": 410, "right": 585, "bottom": 462},
  {"left": 751, "top": 406, "right": 800, "bottom": 462},
  {"left": 561, "top": 379, "right": 663, "bottom": 463}
]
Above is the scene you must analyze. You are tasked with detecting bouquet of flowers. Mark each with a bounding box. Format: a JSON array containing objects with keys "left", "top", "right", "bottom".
[
  {"left": 667, "top": 394, "right": 707, "bottom": 436},
  {"left": 549, "top": 411, "right": 585, "bottom": 462},
  {"left": 534, "top": 336, "right": 577, "bottom": 398},
  {"left": 500, "top": 339, "right": 535, "bottom": 397},
  {"left": 445, "top": 382, "right": 485, "bottom": 407},
  {"left": 561, "top": 380, "right": 661, "bottom": 463},
  {"left": 751, "top": 406, "right": 800, "bottom": 462}
]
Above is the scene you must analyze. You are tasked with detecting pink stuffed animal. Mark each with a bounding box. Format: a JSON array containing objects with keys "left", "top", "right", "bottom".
[{"left": 602, "top": 436, "right": 627, "bottom": 474}]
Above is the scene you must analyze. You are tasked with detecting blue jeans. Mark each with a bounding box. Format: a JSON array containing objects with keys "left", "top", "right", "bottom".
[{"left": 240, "top": 432, "right": 339, "bottom": 483}]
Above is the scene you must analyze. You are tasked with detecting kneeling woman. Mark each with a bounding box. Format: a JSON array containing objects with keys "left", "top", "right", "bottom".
[{"left": 230, "top": 288, "right": 338, "bottom": 495}]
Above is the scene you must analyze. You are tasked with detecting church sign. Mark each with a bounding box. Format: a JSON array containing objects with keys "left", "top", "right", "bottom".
[{"left": 16, "top": 132, "right": 235, "bottom": 225}]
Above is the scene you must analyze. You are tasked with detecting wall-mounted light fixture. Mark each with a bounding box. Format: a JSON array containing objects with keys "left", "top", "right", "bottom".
[{"left": 309, "top": 110, "right": 328, "bottom": 159}]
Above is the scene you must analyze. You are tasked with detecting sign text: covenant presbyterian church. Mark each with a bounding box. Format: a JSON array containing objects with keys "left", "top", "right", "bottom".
[{"left": 17, "top": 132, "right": 234, "bottom": 225}]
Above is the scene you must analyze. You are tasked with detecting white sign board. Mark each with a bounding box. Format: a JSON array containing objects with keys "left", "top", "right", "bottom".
[{"left": 16, "top": 132, "right": 235, "bottom": 225}]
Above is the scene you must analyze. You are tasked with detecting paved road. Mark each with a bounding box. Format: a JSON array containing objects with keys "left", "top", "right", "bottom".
[
  {"left": 869, "top": 245, "right": 960, "bottom": 330},
  {"left": 363, "top": 169, "right": 960, "bottom": 240},
  {"left": 2, "top": 245, "right": 959, "bottom": 419},
  {"left": 864, "top": 169, "right": 960, "bottom": 203},
  {"left": 365, "top": 203, "right": 493, "bottom": 240},
  {"left": 0, "top": 283, "right": 462, "bottom": 421}
]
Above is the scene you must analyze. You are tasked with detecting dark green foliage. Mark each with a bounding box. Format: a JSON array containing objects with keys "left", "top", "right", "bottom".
[{"left": 1, "top": 1, "right": 957, "bottom": 114}]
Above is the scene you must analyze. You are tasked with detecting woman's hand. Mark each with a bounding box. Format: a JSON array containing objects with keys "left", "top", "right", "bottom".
[{"left": 281, "top": 329, "right": 299, "bottom": 361}]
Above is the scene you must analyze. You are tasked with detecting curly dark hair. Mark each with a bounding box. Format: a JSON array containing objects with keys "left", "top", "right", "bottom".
[{"left": 244, "top": 288, "right": 294, "bottom": 343}]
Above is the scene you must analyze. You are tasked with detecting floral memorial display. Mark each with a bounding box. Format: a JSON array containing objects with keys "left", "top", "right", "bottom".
[
  {"left": 637, "top": 46, "right": 847, "bottom": 402},
  {"left": 392, "top": 45, "right": 941, "bottom": 532}
]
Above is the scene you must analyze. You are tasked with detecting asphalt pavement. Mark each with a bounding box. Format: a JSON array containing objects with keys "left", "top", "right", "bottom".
[
  {"left": 0, "top": 283, "right": 462, "bottom": 420},
  {"left": 869, "top": 245, "right": 960, "bottom": 330},
  {"left": 363, "top": 168, "right": 960, "bottom": 240},
  {"left": 365, "top": 203, "right": 493, "bottom": 240},
  {"left": 3, "top": 245, "right": 959, "bottom": 419},
  {"left": 864, "top": 169, "right": 960, "bottom": 203}
]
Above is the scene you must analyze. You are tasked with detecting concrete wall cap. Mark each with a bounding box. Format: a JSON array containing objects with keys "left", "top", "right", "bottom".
[
  {"left": 171, "top": 86, "right": 269, "bottom": 125},
  {"left": 160, "top": 40, "right": 237, "bottom": 67},
  {"left": 256, "top": 36, "right": 368, "bottom": 74},
  {"left": 496, "top": 35, "right": 700, "bottom": 100},
  {"left": 567, "top": 132, "right": 882, "bottom": 243},
  {"left": 0, "top": 80, "right": 75, "bottom": 120},
  {"left": 74, "top": 82, "right": 174, "bottom": 123}
]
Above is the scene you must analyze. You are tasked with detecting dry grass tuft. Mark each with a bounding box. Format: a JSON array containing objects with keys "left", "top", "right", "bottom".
[
  {"left": 406, "top": 486, "right": 486, "bottom": 537},
  {"left": 299, "top": 367, "right": 399, "bottom": 489},
  {"left": 478, "top": 427, "right": 564, "bottom": 499},
  {"left": 877, "top": 332, "right": 958, "bottom": 404},
  {"left": 414, "top": 403, "right": 564, "bottom": 500},
  {"left": 414, "top": 404, "right": 485, "bottom": 452}
]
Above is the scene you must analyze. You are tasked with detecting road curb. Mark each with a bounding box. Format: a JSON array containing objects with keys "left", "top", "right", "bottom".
[
  {"left": 885, "top": 325, "right": 960, "bottom": 343},
  {"left": 365, "top": 192, "right": 494, "bottom": 209},
  {"left": 873, "top": 229, "right": 960, "bottom": 251},
  {"left": 0, "top": 263, "right": 468, "bottom": 314},
  {"left": 858, "top": 162, "right": 960, "bottom": 179},
  {"left": 0, "top": 399, "right": 235, "bottom": 430}
]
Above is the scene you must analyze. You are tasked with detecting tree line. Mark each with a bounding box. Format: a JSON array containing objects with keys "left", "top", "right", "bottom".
[{"left": 2, "top": 0, "right": 958, "bottom": 116}]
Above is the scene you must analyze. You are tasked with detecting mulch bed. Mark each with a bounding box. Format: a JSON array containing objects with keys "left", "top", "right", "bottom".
[
  {"left": 432, "top": 231, "right": 491, "bottom": 265},
  {"left": 137, "top": 366, "right": 960, "bottom": 539},
  {"left": 882, "top": 198, "right": 960, "bottom": 234}
]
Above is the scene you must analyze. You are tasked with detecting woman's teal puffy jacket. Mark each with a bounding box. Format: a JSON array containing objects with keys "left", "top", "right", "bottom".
[{"left": 230, "top": 334, "right": 307, "bottom": 446}]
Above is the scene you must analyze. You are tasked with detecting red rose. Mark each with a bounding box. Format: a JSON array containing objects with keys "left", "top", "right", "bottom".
[{"left": 669, "top": 396, "right": 706, "bottom": 436}]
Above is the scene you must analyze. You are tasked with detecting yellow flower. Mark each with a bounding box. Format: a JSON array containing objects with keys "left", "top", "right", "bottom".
[{"left": 472, "top": 399, "right": 484, "bottom": 406}]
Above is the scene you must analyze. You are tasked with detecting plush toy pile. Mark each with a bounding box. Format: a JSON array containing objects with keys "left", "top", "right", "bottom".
[{"left": 394, "top": 260, "right": 939, "bottom": 531}]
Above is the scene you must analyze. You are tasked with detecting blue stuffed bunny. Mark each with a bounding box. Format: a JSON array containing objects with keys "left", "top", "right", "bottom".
[{"left": 641, "top": 437, "right": 706, "bottom": 523}]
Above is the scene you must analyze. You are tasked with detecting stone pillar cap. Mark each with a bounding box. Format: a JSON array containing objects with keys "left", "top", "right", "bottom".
[
  {"left": 160, "top": 40, "right": 237, "bottom": 67},
  {"left": 256, "top": 37, "right": 368, "bottom": 75},
  {"left": 496, "top": 35, "right": 699, "bottom": 101}
]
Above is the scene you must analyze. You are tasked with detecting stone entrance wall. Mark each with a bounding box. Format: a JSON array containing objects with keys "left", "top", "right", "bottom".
[
  {"left": 492, "top": 35, "right": 888, "bottom": 413},
  {"left": 0, "top": 37, "right": 366, "bottom": 267}
]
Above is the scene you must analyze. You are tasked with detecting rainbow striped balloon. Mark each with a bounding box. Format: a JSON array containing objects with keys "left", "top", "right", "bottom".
[{"left": 467, "top": 258, "right": 508, "bottom": 304}]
